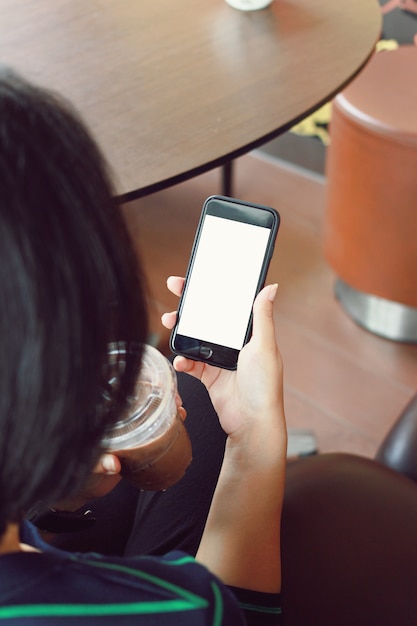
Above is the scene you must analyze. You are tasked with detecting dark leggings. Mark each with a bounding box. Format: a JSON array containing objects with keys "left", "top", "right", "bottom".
[{"left": 52, "top": 372, "right": 417, "bottom": 625}]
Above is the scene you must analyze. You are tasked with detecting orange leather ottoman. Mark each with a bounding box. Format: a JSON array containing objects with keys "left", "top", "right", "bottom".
[{"left": 323, "top": 46, "right": 417, "bottom": 342}]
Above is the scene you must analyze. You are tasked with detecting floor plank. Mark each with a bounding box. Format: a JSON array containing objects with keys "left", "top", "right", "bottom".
[{"left": 122, "top": 152, "right": 417, "bottom": 459}]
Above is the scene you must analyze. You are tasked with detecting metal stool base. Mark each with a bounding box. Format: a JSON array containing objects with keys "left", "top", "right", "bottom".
[{"left": 335, "top": 279, "right": 417, "bottom": 344}]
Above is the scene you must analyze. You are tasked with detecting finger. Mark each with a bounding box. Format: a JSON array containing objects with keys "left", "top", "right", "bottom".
[
  {"left": 251, "top": 284, "right": 278, "bottom": 348},
  {"left": 161, "top": 310, "right": 177, "bottom": 329},
  {"left": 173, "top": 356, "right": 223, "bottom": 398},
  {"left": 178, "top": 406, "right": 187, "bottom": 422},
  {"left": 94, "top": 453, "right": 121, "bottom": 475},
  {"left": 175, "top": 392, "right": 187, "bottom": 421},
  {"left": 166, "top": 276, "right": 185, "bottom": 298},
  {"left": 173, "top": 355, "right": 206, "bottom": 380}
]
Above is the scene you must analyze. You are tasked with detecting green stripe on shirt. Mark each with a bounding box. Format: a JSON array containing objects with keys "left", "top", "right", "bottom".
[
  {"left": 239, "top": 602, "right": 282, "bottom": 615},
  {"left": 0, "top": 555, "right": 230, "bottom": 622},
  {"left": 211, "top": 582, "right": 224, "bottom": 626},
  {"left": 0, "top": 600, "right": 201, "bottom": 620},
  {"left": 70, "top": 554, "right": 208, "bottom": 609}
]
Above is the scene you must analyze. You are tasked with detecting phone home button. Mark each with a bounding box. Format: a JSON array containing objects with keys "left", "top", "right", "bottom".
[{"left": 199, "top": 346, "right": 213, "bottom": 359}]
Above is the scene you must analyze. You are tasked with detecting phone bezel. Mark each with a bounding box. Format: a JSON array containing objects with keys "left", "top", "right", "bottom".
[{"left": 170, "top": 195, "right": 280, "bottom": 370}]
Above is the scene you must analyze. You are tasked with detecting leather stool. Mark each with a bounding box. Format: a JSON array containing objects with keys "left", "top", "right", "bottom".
[{"left": 323, "top": 46, "right": 417, "bottom": 342}]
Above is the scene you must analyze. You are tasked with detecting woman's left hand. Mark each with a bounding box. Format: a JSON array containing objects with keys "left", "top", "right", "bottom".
[
  {"left": 54, "top": 395, "right": 186, "bottom": 512},
  {"left": 54, "top": 454, "right": 122, "bottom": 511}
]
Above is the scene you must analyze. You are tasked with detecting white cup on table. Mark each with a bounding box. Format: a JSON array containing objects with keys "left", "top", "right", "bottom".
[{"left": 224, "top": 0, "right": 274, "bottom": 10}]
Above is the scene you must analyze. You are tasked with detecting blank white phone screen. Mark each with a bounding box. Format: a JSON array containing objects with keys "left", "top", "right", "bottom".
[{"left": 177, "top": 215, "right": 271, "bottom": 349}]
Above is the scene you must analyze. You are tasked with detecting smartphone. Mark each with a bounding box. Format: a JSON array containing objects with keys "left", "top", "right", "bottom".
[{"left": 170, "top": 195, "right": 280, "bottom": 370}]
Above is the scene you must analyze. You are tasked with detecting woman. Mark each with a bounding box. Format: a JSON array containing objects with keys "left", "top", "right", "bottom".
[{"left": 0, "top": 67, "right": 285, "bottom": 624}]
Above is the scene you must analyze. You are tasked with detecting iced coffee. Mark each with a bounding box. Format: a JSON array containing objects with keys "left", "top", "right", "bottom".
[{"left": 102, "top": 344, "right": 192, "bottom": 491}]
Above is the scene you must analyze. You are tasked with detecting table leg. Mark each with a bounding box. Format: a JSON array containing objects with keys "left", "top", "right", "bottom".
[{"left": 222, "top": 160, "right": 233, "bottom": 197}]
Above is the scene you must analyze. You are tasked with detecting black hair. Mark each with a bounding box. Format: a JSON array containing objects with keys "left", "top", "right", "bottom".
[{"left": 0, "top": 67, "right": 149, "bottom": 534}]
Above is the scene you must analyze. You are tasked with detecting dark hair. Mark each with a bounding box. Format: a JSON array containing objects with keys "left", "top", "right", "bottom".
[{"left": 0, "top": 68, "right": 149, "bottom": 533}]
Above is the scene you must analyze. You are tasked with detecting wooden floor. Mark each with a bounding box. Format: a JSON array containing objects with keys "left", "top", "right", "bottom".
[{"left": 122, "top": 152, "right": 417, "bottom": 459}]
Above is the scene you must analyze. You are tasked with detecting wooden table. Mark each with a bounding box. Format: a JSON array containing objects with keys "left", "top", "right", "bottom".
[{"left": 0, "top": 0, "right": 381, "bottom": 201}]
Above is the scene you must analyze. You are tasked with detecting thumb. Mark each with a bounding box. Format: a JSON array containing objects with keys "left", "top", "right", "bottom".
[
  {"left": 251, "top": 283, "right": 278, "bottom": 347},
  {"left": 95, "top": 453, "right": 121, "bottom": 475}
]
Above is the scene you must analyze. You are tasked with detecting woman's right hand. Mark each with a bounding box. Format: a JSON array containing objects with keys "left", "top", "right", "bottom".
[
  {"left": 162, "top": 275, "right": 287, "bottom": 593},
  {"left": 161, "top": 276, "right": 286, "bottom": 446}
]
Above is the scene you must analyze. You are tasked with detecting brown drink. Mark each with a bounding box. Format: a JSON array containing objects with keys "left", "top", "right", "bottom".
[
  {"left": 112, "top": 411, "right": 191, "bottom": 491},
  {"left": 102, "top": 345, "right": 192, "bottom": 491}
]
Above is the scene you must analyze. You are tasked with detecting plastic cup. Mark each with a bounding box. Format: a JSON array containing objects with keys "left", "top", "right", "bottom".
[{"left": 102, "top": 344, "right": 192, "bottom": 491}]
